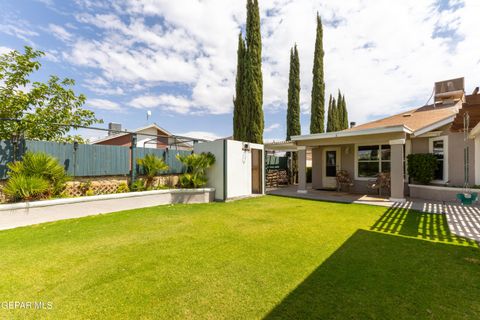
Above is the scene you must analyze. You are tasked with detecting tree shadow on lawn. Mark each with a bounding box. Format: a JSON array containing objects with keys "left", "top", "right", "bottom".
[{"left": 264, "top": 207, "right": 480, "bottom": 320}]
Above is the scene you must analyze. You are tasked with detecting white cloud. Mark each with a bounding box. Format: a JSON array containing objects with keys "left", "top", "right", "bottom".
[
  {"left": 178, "top": 131, "right": 222, "bottom": 141},
  {"left": 0, "top": 46, "right": 12, "bottom": 55},
  {"left": 128, "top": 94, "right": 193, "bottom": 114},
  {"left": 87, "top": 98, "right": 123, "bottom": 111},
  {"left": 264, "top": 123, "right": 280, "bottom": 132},
  {"left": 48, "top": 24, "right": 73, "bottom": 42},
  {"left": 0, "top": 23, "right": 38, "bottom": 44},
  {"left": 64, "top": 0, "right": 480, "bottom": 124}
]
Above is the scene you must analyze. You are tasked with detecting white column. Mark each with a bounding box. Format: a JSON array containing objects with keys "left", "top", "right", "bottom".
[
  {"left": 297, "top": 147, "right": 307, "bottom": 193},
  {"left": 389, "top": 139, "right": 406, "bottom": 202},
  {"left": 475, "top": 137, "right": 480, "bottom": 185}
]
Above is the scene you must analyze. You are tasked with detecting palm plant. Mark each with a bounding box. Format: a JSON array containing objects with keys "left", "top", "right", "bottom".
[
  {"left": 177, "top": 152, "right": 215, "bottom": 188},
  {"left": 137, "top": 154, "right": 169, "bottom": 188},
  {"left": 3, "top": 175, "right": 50, "bottom": 201},
  {"left": 5, "top": 151, "right": 69, "bottom": 200}
]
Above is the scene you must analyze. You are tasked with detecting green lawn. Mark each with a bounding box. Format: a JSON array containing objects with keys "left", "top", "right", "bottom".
[{"left": 0, "top": 196, "right": 479, "bottom": 319}]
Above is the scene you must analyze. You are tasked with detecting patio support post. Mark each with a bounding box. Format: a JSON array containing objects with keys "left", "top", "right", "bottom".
[
  {"left": 389, "top": 139, "right": 406, "bottom": 202},
  {"left": 297, "top": 147, "right": 307, "bottom": 193}
]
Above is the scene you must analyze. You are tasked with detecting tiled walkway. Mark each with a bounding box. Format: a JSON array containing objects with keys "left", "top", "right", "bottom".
[{"left": 268, "top": 186, "right": 480, "bottom": 243}]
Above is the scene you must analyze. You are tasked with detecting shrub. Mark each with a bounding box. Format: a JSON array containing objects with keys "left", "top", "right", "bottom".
[
  {"left": 4, "top": 152, "right": 69, "bottom": 201},
  {"left": 130, "top": 179, "right": 146, "bottom": 192},
  {"left": 116, "top": 182, "right": 130, "bottom": 193},
  {"left": 79, "top": 180, "right": 93, "bottom": 196},
  {"left": 407, "top": 153, "right": 438, "bottom": 185},
  {"left": 177, "top": 152, "right": 215, "bottom": 188},
  {"left": 3, "top": 175, "right": 50, "bottom": 201},
  {"left": 137, "top": 154, "right": 169, "bottom": 188}
]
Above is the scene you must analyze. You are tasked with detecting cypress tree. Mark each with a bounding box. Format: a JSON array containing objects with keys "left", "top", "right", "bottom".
[
  {"left": 341, "top": 94, "right": 349, "bottom": 129},
  {"left": 337, "top": 90, "right": 343, "bottom": 131},
  {"left": 244, "top": 0, "right": 264, "bottom": 144},
  {"left": 233, "top": 33, "right": 246, "bottom": 141},
  {"left": 310, "top": 13, "right": 325, "bottom": 134},
  {"left": 326, "top": 94, "right": 333, "bottom": 132},
  {"left": 286, "top": 45, "right": 301, "bottom": 141}
]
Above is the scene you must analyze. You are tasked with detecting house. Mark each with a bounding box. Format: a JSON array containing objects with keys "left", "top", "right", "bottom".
[
  {"left": 290, "top": 78, "right": 480, "bottom": 202},
  {"left": 92, "top": 123, "right": 192, "bottom": 149}
]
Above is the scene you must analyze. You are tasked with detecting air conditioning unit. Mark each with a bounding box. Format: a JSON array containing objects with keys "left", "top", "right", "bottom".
[
  {"left": 434, "top": 77, "right": 465, "bottom": 104},
  {"left": 108, "top": 122, "right": 122, "bottom": 135}
]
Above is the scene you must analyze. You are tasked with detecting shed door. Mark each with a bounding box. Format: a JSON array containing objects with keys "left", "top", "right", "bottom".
[{"left": 251, "top": 149, "right": 262, "bottom": 194}]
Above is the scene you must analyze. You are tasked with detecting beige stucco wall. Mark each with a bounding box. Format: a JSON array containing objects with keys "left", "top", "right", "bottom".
[
  {"left": 410, "top": 131, "right": 475, "bottom": 186},
  {"left": 311, "top": 144, "right": 374, "bottom": 194},
  {"left": 447, "top": 132, "right": 475, "bottom": 186}
]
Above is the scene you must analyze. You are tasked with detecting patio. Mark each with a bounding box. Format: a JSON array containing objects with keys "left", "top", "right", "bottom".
[{"left": 267, "top": 185, "right": 480, "bottom": 243}]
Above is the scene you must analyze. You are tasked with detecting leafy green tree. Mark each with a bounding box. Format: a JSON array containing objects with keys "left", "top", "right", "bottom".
[
  {"left": 286, "top": 45, "right": 301, "bottom": 141},
  {"left": 0, "top": 46, "right": 101, "bottom": 142},
  {"left": 310, "top": 13, "right": 325, "bottom": 134},
  {"left": 243, "top": 0, "right": 264, "bottom": 144},
  {"left": 233, "top": 33, "right": 246, "bottom": 141}
]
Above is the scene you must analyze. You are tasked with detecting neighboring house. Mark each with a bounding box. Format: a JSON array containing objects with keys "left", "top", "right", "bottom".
[
  {"left": 290, "top": 78, "right": 480, "bottom": 202},
  {"left": 92, "top": 123, "right": 190, "bottom": 149}
]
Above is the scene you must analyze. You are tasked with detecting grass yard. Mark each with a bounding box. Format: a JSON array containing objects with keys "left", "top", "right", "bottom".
[{"left": 0, "top": 196, "right": 479, "bottom": 319}]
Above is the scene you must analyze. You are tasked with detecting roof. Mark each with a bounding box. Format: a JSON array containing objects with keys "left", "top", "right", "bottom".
[
  {"left": 451, "top": 93, "right": 480, "bottom": 132},
  {"left": 292, "top": 100, "right": 462, "bottom": 142},
  {"left": 92, "top": 123, "right": 172, "bottom": 144},
  {"left": 345, "top": 101, "right": 460, "bottom": 133}
]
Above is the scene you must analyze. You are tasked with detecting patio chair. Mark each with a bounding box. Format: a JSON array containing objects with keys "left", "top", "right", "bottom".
[
  {"left": 336, "top": 170, "right": 354, "bottom": 192},
  {"left": 367, "top": 172, "right": 391, "bottom": 196}
]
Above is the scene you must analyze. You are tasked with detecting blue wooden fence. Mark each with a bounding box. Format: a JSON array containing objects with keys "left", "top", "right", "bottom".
[{"left": 0, "top": 140, "right": 191, "bottom": 179}]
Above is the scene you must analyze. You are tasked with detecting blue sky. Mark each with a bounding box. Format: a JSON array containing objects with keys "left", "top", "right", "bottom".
[{"left": 1, "top": 0, "right": 479, "bottom": 141}]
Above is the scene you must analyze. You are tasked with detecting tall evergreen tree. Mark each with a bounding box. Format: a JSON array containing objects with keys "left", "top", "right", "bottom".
[
  {"left": 233, "top": 33, "right": 246, "bottom": 141},
  {"left": 286, "top": 45, "right": 301, "bottom": 141},
  {"left": 341, "top": 94, "right": 349, "bottom": 129},
  {"left": 337, "top": 90, "right": 343, "bottom": 131},
  {"left": 310, "top": 13, "right": 325, "bottom": 134},
  {"left": 243, "top": 0, "right": 264, "bottom": 144},
  {"left": 326, "top": 94, "right": 333, "bottom": 132}
]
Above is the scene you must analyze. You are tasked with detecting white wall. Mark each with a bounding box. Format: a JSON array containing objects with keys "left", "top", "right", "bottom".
[
  {"left": 226, "top": 141, "right": 264, "bottom": 199},
  {"left": 137, "top": 127, "right": 158, "bottom": 148},
  {"left": 194, "top": 140, "right": 225, "bottom": 200},
  {"left": 227, "top": 141, "right": 250, "bottom": 198}
]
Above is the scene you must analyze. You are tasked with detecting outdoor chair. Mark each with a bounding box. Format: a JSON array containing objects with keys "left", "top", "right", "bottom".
[
  {"left": 336, "top": 170, "right": 354, "bottom": 192},
  {"left": 367, "top": 172, "right": 391, "bottom": 196}
]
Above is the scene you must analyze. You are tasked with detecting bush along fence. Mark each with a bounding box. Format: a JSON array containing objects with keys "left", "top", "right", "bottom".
[{"left": 0, "top": 139, "right": 192, "bottom": 180}]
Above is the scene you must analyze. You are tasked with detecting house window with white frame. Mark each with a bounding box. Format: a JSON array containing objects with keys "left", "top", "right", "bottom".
[
  {"left": 429, "top": 136, "right": 448, "bottom": 182},
  {"left": 356, "top": 145, "right": 391, "bottom": 178}
]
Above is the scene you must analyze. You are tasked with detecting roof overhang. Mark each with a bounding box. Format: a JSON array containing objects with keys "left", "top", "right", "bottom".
[
  {"left": 291, "top": 125, "right": 412, "bottom": 142},
  {"left": 264, "top": 141, "right": 298, "bottom": 151},
  {"left": 411, "top": 115, "right": 456, "bottom": 137},
  {"left": 470, "top": 122, "right": 480, "bottom": 139}
]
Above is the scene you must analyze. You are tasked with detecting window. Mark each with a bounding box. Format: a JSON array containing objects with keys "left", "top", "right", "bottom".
[
  {"left": 429, "top": 136, "right": 448, "bottom": 182},
  {"left": 356, "top": 145, "right": 391, "bottom": 178}
]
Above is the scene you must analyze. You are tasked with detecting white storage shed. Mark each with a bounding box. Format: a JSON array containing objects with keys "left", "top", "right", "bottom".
[{"left": 194, "top": 140, "right": 265, "bottom": 201}]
